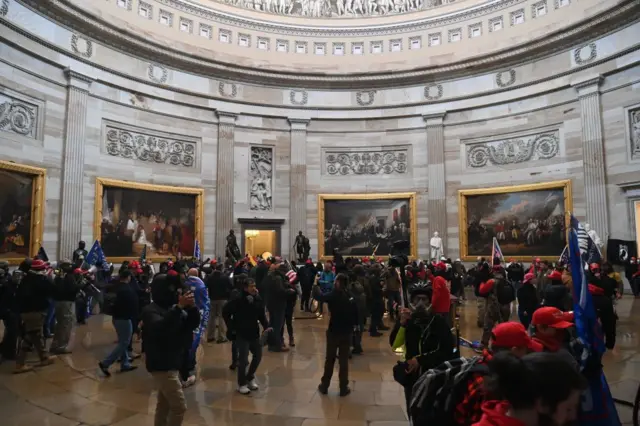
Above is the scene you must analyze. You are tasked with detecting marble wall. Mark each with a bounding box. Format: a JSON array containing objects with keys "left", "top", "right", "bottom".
[{"left": 0, "top": 1, "right": 639, "bottom": 262}]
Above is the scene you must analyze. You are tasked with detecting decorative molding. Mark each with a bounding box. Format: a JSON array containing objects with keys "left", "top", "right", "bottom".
[
  {"left": 510, "top": 8, "right": 525, "bottom": 25},
  {"left": 531, "top": 0, "right": 547, "bottom": 17},
  {"left": 249, "top": 146, "right": 273, "bottom": 211},
  {"left": 314, "top": 42, "right": 327, "bottom": 55},
  {"left": 488, "top": 16, "right": 504, "bottom": 32},
  {"left": 496, "top": 69, "right": 516, "bottom": 87},
  {"left": 290, "top": 90, "right": 308, "bottom": 106},
  {"left": 70, "top": 34, "right": 93, "bottom": 58},
  {"left": 448, "top": 27, "right": 462, "bottom": 42},
  {"left": 218, "top": 81, "right": 238, "bottom": 98},
  {"left": 116, "top": 0, "right": 133, "bottom": 10},
  {"left": 257, "top": 36, "right": 270, "bottom": 50},
  {"left": 466, "top": 130, "right": 560, "bottom": 168},
  {"left": 0, "top": 94, "right": 38, "bottom": 139},
  {"left": 325, "top": 149, "right": 408, "bottom": 175},
  {"left": 199, "top": 23, "right": 212, "bottom": 38},
  {"left": 427, "top": 32, "right": 442, "bottom": 46},
  {"left": 468, "top": 22, "right": 482, "bottom": 38},
  {"left": 629, "top": 106, "right": 640, "bottom": 160},
  {"left": 356, "top": 90, "right": 376, "bottom": 106},
  {"left": 138, "top": 1, "right": 153, "bottom": 19},
  {"left": 424, "top": 84, "right": 444, "bottom": 100},
  {"left": 574, "top": 42, "right": 597, "bottom": 65},
  {"left": 104, "top": 122, "right": 198, "bottom": 168},
  {"left": 148, "top": 64, "right": 168, "bottom": 84},
  {"left": 158, "top": 8, "right": 174, "bottom": 26},
  {"left": 179, "top": 17, "right": 193, "bottom": 33},
  {"left": 1, "top": 0, "right": 9, "bottom": 16}
]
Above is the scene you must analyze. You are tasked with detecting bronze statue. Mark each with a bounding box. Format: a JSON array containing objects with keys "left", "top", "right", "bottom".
[
  {"left": 226, "top": 229, "right": 241, "bottom": 262},
  {"left": 293, "top": 231, "right": 310, "bottom": 262}
]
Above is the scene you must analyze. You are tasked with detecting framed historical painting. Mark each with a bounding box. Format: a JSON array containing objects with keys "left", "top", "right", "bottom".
[
  {"left": 458, "top": 180, "right": 573, "bottom": 261},
  {"left": 94, "top": 178, "right": 204, "bottom": 262},
  {"left": 0, "top": 160, "right": 46, "bottom": 265},
  {"left": 318, "top": 192, "right": 417, "bottom": 261}
]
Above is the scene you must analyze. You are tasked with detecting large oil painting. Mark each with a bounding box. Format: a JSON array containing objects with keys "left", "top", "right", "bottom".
[
  {"left": 0, "top": 161, "right": 45, "bottom": 264},
  {"left": 94, "top": 178, "right": 204, "bottom": 262},
  {"left": 458, "top": 180, "right": 572, "bottom": 261},
  {"left": 318, "top": 192, "right": 417, "bottom": 260}
]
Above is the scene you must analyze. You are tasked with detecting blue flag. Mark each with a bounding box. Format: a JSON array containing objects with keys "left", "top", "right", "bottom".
[
  {"left": 568, "top": 215, "right": 620, "bottom": 425},
  {"left": 85, "top": 240, "right": 110, "bottom": 271},
  {"left": 558, "top": 245, "right": 569, "bottom": 265},
  {"left": 194, "top": 239, "right": 201, "bottom": 261},
  {"left": 491, "top": 237, "right": 504, "bottom": 265}
]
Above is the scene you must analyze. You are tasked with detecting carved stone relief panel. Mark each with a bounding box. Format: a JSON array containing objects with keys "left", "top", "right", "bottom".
[
  {"left": 249, "top": 146, "right": 274, "bottom": 211},
  {"left": 0, "top": 91, "right": 39, "bottom": 139},
  {"left": 1, "top": 0, "right": 9, "bottom": 16},
  {"left": 629, "top": 107, "right": 640, "bottom": 160},
  {"left": 103, "top": 121, "right": 199, "bottom": 168},
  {"left": 324, "top": 148, "right": 409, "bottom": 175},
  {"left": 466, "top": 130, "right": 560, "bottom": 168}
]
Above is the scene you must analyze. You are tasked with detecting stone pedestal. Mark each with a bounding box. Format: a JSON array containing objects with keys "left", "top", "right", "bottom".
[
  {"left": 289, "top": 118, "right": 310, "bottom": 260},
  {"left": 424, "top": 112, "right": 447, "bottom": 256},
  {"left": 572, "top": 76, "right": 609, "bottom": 240},
  {"left": 59, "top": 68, "right": 93, "bottom": 260},
  {"left": 215, "top": 112, "right": 237, "bottom": 257}
]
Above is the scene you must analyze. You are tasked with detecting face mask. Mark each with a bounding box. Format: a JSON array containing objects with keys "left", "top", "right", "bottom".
[{"left": 410, "top": 300, "right": 427, "bottom": 311}]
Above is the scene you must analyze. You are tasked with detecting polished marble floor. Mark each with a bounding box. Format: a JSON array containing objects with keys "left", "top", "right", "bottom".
[{"left": 1, "top": 294, "right": 639, "bottom": 426}]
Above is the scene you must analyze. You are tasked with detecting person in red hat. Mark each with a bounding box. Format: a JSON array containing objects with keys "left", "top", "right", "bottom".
[
  {"left": 478, "top": 275, "right": 513, "bottom": 347},
  {"left": 541, "top": 269, "right": 570, "bottom": 311},
  {"left": 472, "top": 351, "right": 587, "bottom": 426},
  {"left": 516, "top": 272, "right": 539, "bottom": 328},
  {"left": 452, "top": 322, "right": 543, "bottom": 425},
  {"left": 431, "top": 262, "right": 451, "bottom": 324}
]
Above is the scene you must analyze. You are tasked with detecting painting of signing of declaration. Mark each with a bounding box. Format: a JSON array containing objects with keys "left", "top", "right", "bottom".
[
  {"left": 318, "top": 192, "right": 417, "bottom": 260},
  {"left": 459, "top": 180, "right": 572, "bottom": 260},
  {"left": 95, "top": 178, "right": 203, "bottom": 261}
]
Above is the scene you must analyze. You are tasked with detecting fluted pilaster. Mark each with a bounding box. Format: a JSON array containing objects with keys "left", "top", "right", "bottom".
[
  {"left": 215, "top": 112, "right": 237, "bottom": 257},
  {"left": 289, "top": 118, "right": 310, "bottom": 259},
  {"left": 424, "top": 113, "right": 447, "bottom": 256},
  {"left": 572, "top": 76, "right": 609, "bottom": 240},
  {"left": 59, "top": 68, "right": 93, "bottom": 259}
]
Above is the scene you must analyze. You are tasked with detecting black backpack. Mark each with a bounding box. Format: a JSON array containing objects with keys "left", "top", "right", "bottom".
[
  {"left": 410, "top": 356, "right": 489, "bottom": 426},
  {"left": 496, "top": 278, "right": 516, "bottom": 305}
]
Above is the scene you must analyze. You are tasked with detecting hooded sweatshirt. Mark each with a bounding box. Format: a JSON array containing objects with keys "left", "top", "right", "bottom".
[{"left": 472, "top": 401, "right": 526, "bottom": 426}]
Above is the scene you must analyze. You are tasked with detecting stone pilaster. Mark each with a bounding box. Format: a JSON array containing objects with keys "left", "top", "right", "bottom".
[
  {"left": 572, "top": 75, "right": 609, "bottom": 240},
  {"left": 424, "top": 112, "right": 447, "bottom": 256},
  {"left": 215, "top": 112, "right": 237, "bottom": 257},
  {"left": 59, "top": 68, "right": 93, "bottom": 259},
  {"left": 288, "top": 118, "right": 310, "bottom": 259}
]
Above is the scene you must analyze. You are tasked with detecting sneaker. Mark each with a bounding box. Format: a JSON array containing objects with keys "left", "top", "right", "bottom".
[
  {"left": 229, "top": 362, "right": 237, "bottom": 371},
  {"left": 248, "top": 379, "right": 259, "bottom": 391},
  {"left": 289, "top": 339, "right": 296, "bottom": 347},
  {"left": 238, "top": 385, "right": 251, "bottom": 395},
  {"left": 317, "top": 314, "right": 324, "bottom": 319},
  {"left": 120, "top": 365, "right": 138, "bottom": 373},
  {"left": 13, "top": 364, "right": 34, "bottom": 374},
  {"left": 98, "top": 361, "right": 111, "bottom": 377},
  {"left": 183, "top": 375, "right": 197, "bottom": 388},
  {"left": 317, "top": 384, "right": 328, "bottom": 395},
  {"left": 129, "top": 352, "right": 142, "bottom": 360},
  {"left": 339, "top": 387, "right": 352, "bottom": 397}
]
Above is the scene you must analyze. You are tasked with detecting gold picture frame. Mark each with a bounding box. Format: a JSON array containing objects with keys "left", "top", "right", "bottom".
[
  {"left": 318, "top": 192, "right": 418, "bottom": 261},
  {"left": 0, "top": 160, "right": 46, "bottom": 265},
  {"left": 94, "top": 178, "right": 204, "bottom": 263},
  {"left": 458, "top": 180, "right": 573, "bottom": 262}
]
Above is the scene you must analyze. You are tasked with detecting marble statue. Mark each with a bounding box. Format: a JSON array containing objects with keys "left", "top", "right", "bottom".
[
  {"left": 250, "top": 147, "right": 273, "bottom": 211},
  {"left": 220, "top": 0, "right": 450, "bottom": 18},
  {"left": 584, "top": 223, "right": 604, "bottom": 249},
  {"left": 631, "top": 109, "right": 640, "bottom": 155},
  {"left": 430, "top": 231, "right": 444, "bottom": 260},
  {"left": 293, "top": 231, "right": 310, "bottom": 262},
  {"left": 226, "top": 230, "right": 241, "bottom": 262}
]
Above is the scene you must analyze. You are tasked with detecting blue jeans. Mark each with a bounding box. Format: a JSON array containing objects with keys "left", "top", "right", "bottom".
[
  {"left": 103, "top": 319, "right": 133, "bottom": 368},
  {"left": 44, "top": 299, "right": 56, "bottom": 336}
]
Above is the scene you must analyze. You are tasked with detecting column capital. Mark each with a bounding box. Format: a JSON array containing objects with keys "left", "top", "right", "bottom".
[
  {"left": 216, "top": 111, "right": 238, "bottom": 124},
  {"left": 423, "top": 112, "right": 447, "bottom": 127},
  {"left": 571, "top": 74, "right": 603, "bottom": 97},
  {"left": 64, "top": 67, "right": 94, "bottom": 92},
  {"left": 288, "top": 118, "right": 310, "bottom": 131}
]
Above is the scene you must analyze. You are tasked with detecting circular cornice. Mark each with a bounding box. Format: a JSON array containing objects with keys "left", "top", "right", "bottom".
[{"left": 17, "top": 0, "right": 640, "bottom": 89}]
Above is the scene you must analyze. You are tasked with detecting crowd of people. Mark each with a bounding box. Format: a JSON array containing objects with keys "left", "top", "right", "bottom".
[{"left": 0, "top": 238, "right": 639, "bottom": 426}]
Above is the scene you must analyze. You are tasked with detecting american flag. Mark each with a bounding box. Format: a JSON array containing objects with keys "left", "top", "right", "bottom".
[
  {"left": 491, "top": 237, "right": 504, "bottom": 266},
  {"left": 194, "top": 240, "right": 201, "bottom": 261},
  {"left": 558, "top": 245, "right": 569, "bottom": 265}
]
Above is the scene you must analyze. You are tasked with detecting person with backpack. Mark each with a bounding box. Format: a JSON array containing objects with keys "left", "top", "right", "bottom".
[
  {"left": 348, "top": 265, "right": 367, "bottom": 355},
  {"left": 587, "top": 263, "right": 617, "bottom": 349},
  {"left": 473, "top": 259, "right": 491, "bottom": 328},
  {"left": 313, "top": 273, "right": 358, "bottom": 397},
  {"left": 50, "top": 259, "right": 80, "bottom": 354},
  {"left": 516, "top": 273, "right": 539, "bottom": 329},
  {"left": 390, "top": 280, "right": 454, "bottom": 418},
  {"left": 478, "top": 274, "right": 514, "bottom": 348},
  {"left": 542, "top": 270, "right": 571, "bottom": 311},
  {"left": 431, "top": 262, "right": 452, "bottom": 327}
]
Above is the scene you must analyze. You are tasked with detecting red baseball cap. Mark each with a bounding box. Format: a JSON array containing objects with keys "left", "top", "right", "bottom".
[
  {"left": 31, "top": 259, "right": 48, "bottom": 271},
  {"left": 491, "top": 322, "right": 543, "bottom": 352},
  {"left": 523, "top": 273, "right": 535, "bottom": 284},
  {"left": 532, "top": 307, "right": 574, "bottom": 329},
  {"left": 547, "top": 270, "right": 562, "bottom": 280}
]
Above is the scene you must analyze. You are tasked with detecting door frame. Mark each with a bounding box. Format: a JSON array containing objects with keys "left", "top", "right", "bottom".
[{"left": 238, "top": 218, "right": 285, "bottom": 257}]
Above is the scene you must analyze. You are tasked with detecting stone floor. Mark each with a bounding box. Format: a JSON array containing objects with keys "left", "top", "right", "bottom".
[{"left": 1, "top": 294, "right": 639, "bottom": 426}]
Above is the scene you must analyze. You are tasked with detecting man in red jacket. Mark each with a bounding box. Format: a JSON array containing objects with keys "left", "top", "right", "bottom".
[{"left": 431, "top": 262, "right": 451, "bottom": 326}]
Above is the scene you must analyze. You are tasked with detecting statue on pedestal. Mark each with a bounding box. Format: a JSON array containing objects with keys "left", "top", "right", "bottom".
[
  {"left": 293, "top": 231, "right": 310, "bottom": 262},
  {"left": 430, "top": 231, "right": 444, "bottom": 260},
  {"left": 226, "top": 230, "right": 241, "bottom": 262}
]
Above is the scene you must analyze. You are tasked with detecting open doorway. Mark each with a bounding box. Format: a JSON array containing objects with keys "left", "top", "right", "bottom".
[{"left": 244, "top": 229, "right": 276, "bottom": 258}]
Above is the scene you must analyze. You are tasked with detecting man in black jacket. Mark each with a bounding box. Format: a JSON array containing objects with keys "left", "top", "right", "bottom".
[
  {"left": 265, "top": 263, "right": 294, "bottom": 352},
  {"left": 142, "top": 273, "right": 200, "bottom": 426},
  {"left": 72, "top": 240, "right": 88, "bottom": 264},
  {"left": 206, "top": 264, "right": 233, "bottom": 343},
  {"left": 50, "top": 260, "right": 79, "bottom": 354},
  {"left": 0, "top": 260, "right": 18, "bottom": 362},
  {"left": 313, "top": 273, "right": 358, "bottom": 397},
  {"left": 14, "top": 258, "right": 56, "bottom": 373},
  {"left": 299, "top": 259, "right": 316, "bottom": 312},
  {"left": 98, "top": 269, "right": 139, "bottom": 376},
  {"left": 223, "top": 277, "right": 271, "bottom": 395}
]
